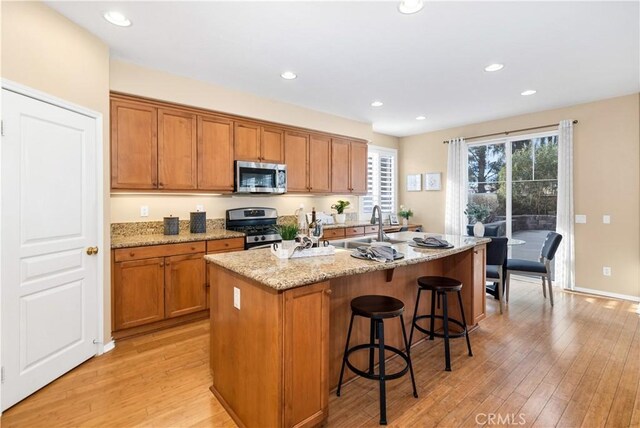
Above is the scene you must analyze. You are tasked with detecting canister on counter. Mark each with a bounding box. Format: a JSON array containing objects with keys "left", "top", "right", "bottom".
[
  {"left": 190, "top": 211, "right": 206, "bottom": 233},
  {"left": 164, "top": 216, "right": 179, "bottom": 235}
]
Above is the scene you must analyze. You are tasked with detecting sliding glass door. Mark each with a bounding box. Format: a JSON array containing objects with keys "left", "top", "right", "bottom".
[{"left": 467, "top": 131, "right": 558, "bottom": 265}]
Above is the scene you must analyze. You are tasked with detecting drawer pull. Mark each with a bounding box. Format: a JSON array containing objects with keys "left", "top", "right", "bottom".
[{"left": 130, "top": 252, "right": 135, "bottom": 257}]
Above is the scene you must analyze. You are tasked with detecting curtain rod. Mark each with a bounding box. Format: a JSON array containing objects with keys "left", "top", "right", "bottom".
[{"left": 442, "top": 120, "right": 578, "bottom": 144}]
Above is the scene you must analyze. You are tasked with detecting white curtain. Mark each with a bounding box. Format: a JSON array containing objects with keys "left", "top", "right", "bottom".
[
  {"left": 444, "top": 138, "right": 468, "bottom": 235},
  {"left": 556, "top": 120, "right": 575, "bottom": 290}
]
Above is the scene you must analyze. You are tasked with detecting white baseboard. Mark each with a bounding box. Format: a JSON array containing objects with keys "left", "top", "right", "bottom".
[
  {"left": 100, "top": 340, "right": 116, "bottom": 354},
  {"left": 572, "top": 286, "right": 640, "bottom": 303}
]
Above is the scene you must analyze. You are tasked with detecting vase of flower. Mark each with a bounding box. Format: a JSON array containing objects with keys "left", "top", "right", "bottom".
[
  {"left": 473, "top": 221, "right": 485, "bottom": 237},
  {"left": 398, "top": 205, "right": 413, "bottom": 227},
  {"left": 331, "top": 200, "right": 350, "bottom": 224},
  {"left": 277, "top": 223, "right": 299, "bottom": 250}
]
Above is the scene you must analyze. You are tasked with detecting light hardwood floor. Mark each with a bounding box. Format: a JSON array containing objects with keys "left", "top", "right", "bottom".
[{"left": 2, "top": 279, "right": 638, "bottom": 427}]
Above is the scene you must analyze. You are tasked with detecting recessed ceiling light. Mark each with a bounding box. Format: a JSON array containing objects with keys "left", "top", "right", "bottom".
[
  {"left": 521, "top": 90, "right": 537, "bottom": 96},
  {"left": 484, "top": 63, "right": 504, "bottom": 72},
  {"left": 280, "top": 71, "right": 297, "bottom": 80},
  {"left": 416, "top": 116, "right": 427, "bottom": 120},
  {"left": 398, "top": 0, "right": 424, "bottom": 14},
  {"left": 103, "top": 11, "right": 131, "bottom": 27},
  {"left": 371, "top": 101, "right": 384, "bottom": 107}
]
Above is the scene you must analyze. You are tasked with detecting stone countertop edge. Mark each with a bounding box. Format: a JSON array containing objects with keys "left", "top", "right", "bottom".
[
  {"left": 111, "top": 230, "right": 245, "bottom": 249},
  {"left": 205, "top": 234, "right": 491, "bottom": 291}
]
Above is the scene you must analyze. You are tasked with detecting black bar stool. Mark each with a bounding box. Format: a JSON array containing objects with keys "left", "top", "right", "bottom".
[
  {"left": 336, "top": 295, "right": 418, "bottom": 425},
  {"left": 409, "top": 276, "right": 473, "bottom": 371}
]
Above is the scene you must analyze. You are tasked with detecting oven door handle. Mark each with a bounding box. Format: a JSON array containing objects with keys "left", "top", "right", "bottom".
[{"left": 248, "top": 243, "right": 275, "bottom": 250}]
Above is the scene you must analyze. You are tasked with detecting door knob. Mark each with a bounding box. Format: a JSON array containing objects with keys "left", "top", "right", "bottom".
[{"left": 86, "top": 246, "right": 99, "bottom": 255}]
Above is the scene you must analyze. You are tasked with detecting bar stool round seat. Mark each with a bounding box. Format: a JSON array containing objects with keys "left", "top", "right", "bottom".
[
  {"left": 337, "top": 295, "right": 418, "bottom": 425},
  {"left": 409, "top": 276, "right": 473, "bottom": 371},
  {"left": 351, "top": 295, "right": 404, "bottom": 319}
]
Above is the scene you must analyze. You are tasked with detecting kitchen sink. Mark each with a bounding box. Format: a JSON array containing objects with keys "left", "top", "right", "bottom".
[
  {"left": 350, "top": 237, "right": 407, "bottom": 245},
  {"left": 331, "top": 240, "right": 369, "bottom": 249}
]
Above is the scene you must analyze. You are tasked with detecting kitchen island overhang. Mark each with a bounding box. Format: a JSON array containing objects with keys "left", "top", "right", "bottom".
[{"left": 205, "top": 232, "right": 490, "bottom": 428}]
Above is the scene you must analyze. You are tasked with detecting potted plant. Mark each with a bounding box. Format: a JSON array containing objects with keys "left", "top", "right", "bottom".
[
  {"left": 277, "top": 223, "right": 299, "bottom": 250},
  {"left": 398, "top": 205, "right": 413, "bottom": 226},
  {"left": 464, "top": 202, "right": 491, "bottom": 237},
  {"left": 331, "top": 200, "right": 351, "bottom": 224}
]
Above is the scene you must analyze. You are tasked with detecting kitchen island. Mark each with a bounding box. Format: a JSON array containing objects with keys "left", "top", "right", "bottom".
[{"left": 205, "top": 232, "right": 490, "bottom": 428}]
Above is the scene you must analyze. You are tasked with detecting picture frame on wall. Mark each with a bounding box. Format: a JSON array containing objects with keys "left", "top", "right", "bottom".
[
  {"left": 389, "top": 213, "right": 400, "bottom": 225},
  {"left": 407, "top": 174, "right": 422, "bottom": 191},
  {"left": 424, "top": 172, "right": 442, "bottom": 191}
]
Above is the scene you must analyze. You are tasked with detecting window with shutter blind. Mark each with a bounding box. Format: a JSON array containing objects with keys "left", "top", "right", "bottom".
[{"left": 360, "top": 145, "right": 397, "bottom": 220}]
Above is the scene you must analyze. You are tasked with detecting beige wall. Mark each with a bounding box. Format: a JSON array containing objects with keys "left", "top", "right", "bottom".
[
  {"left": 1, "top": 1, "right": 112, "bottom": 340},
  {"left": 372, "top": 132, "right": 400, "bottom": 150},
  {"left": 110, "top": 59, "right": 377, "bottom": 223},
  {"left": 400, "top": 94, "right": 640, "bottom": 298}
]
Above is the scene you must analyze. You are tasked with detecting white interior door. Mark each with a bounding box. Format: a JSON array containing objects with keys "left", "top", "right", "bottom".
[{"left": 1, "top": 88, "right": 100, "bottom": 411}]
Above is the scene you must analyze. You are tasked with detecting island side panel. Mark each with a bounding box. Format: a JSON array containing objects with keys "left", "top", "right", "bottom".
[
  {"left": 209, "top": 263, "right": 283, "bottom": 428},
  {"left": 328, "top": 257, "right": 446, "bottom": 389},
  {"left": 443, "top": 244, "right": 487, "bottom": 325}
]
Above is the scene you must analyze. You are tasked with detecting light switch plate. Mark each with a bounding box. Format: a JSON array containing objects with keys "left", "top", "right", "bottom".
[
  {"left": 140, "top": 205, "right": 149, "bottom": 217},
  {"left": 233, "top": 287, "right": 241, "bottom": 310},
  {"left": 575, "top": 214, "right": 587, "bottom": 224},
  {"left": 603, "top": 215, "right": 611, "bottom": 224},
  {"left": 603, "top": 267, "right": 611, "bottom": 277}
]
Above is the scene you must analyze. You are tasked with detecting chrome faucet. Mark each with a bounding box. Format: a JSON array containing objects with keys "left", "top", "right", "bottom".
[{"left": 372, "top": 205, "right": 385, "bottom": 242}]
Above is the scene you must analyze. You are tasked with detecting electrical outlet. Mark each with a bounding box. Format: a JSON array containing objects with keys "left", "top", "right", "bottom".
[
  {"left": 603, "top": 267, "right": 612, "bottom": 277},
  {"left": 575, "top": 215, "right": 587, "bottom": 224},
  {"left": 233, "top": 287, "right": 241, "bottom": 309},
  {"left": 140, "top": 205, "right": 149, "bottom": 217},
  {"left": 196, "top": 204, "right": 205, "bottom": 212},
  {"left": 603, "top": 215, "right": 611, "bottom": 224}
]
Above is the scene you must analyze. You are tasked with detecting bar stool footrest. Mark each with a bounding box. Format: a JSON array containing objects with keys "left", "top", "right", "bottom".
[
  {"left": 345, "top": 343, "right": 410, "bottom": 381},
  {"left": 413, "top": 314, "right": 468, "bottom": 339}
]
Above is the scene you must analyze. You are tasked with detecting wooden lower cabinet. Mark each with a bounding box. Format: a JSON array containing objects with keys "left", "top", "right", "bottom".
[
  {"left": 165, "top": 253, "right": 206, "bottom": 318},
  {"left": 113, "top": 257, "right": 165, "bottom": 330},
  {"left": 209, "top": 267, "right": 329, "bottom": 428},
  {"left": 471, "top": 244, "right": 487, "bottom": 324},
  {"left": 283, "top": 282, "right": 330, "bottom": 428},
  {"left": 113, "top": 238, "right": 243, "bottom": 338}
]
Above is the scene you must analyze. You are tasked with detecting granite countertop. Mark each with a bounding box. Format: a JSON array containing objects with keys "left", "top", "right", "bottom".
[
  {"left": 323, "top": 221, "right": 420, "bottom": 230},
  {"left": 111, "top": 229, "right": 245, "bottom": 249},
  {"left": 205, "top": 232, "right": 490, "bottom": 291}
]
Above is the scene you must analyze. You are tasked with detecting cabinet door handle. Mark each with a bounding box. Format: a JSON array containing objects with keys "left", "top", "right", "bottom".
[
  {"left": 159, "top": 263, "right": 164, "bottom": 267},
  {"left": 166, "top": 262, "right": 171, "bottom": 266},
  {"left": 325, "top": 289, "right": 332, "bottom": 295}
]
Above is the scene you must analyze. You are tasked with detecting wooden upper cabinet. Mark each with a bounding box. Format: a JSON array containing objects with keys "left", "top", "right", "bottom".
[
  {"left": 198, "top": 115, "right": 234, "bottom": 191},
  {"left": 111, "top": 99, "right": 158, "bottom": 189},
  {"left": 349, "top": 141, "right": 368, "bottom": 194},
  {"left": 309, "top": 134, "right": 332, "bottom": 193},
  {"left": 158, "top": 108, "right": 197, "bottom": 190},
  {"left": 330, "top": 138, "right": 351, "bottom": 193},
  {"left": 234, "top": 121, "right": 261, "bottom": 162},
  {"left": 261, "top": 127, "right": 284, "bottom": 164},
  {"left": 284, "top": 131, "right": 309, "bottom": 192}
]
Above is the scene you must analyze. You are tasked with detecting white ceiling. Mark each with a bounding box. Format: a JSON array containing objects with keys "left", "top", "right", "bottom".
[{"left": 47, "top": 1, "right": 639, "bottom": 137}]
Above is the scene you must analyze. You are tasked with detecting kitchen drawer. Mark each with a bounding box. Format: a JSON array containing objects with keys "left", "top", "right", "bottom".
[
  {"left": 364, "top": 225, "right": 379, "bottom": 235},
  {"left": 323, "top": 228, "right": 346, "bottom": 240},
  {"left": 345, "top": 226, "right": 365, "bottom": 237},
  {"left": 115, "top": 241, "right": 206, "bottom": 262},
  {"left": 207, "top": 237, "right": 245, "bottom": 253}
]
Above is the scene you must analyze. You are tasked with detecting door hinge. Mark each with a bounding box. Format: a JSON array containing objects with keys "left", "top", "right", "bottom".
[{"left": 1, "top": 366, "right": 5, "bottom": 383}]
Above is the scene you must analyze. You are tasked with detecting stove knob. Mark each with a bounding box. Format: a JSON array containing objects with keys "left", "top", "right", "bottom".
[
  {"left": 260, "top": 236, "right": 266, "bottom": 241},
  {"left": 253, "top": 236, "right": 259, "bottom": 242}
]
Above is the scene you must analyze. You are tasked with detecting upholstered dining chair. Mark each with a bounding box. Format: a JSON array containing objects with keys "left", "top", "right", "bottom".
[
  {"left": 486, "top": 237, "right": 508, "bottom": 314},
  {"left": 505, "top": 232, "right": 563, "bottom": 306}
]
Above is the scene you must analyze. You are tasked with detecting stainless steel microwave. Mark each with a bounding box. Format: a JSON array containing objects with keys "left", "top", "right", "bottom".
[{"left": 234, "top": 161, "right": 287, "bottom": 194}]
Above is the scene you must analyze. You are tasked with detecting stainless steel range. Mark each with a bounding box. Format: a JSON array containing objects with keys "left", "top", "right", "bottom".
[{"left": 225, "top": 207, "right": 281, "bottom": 249}]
